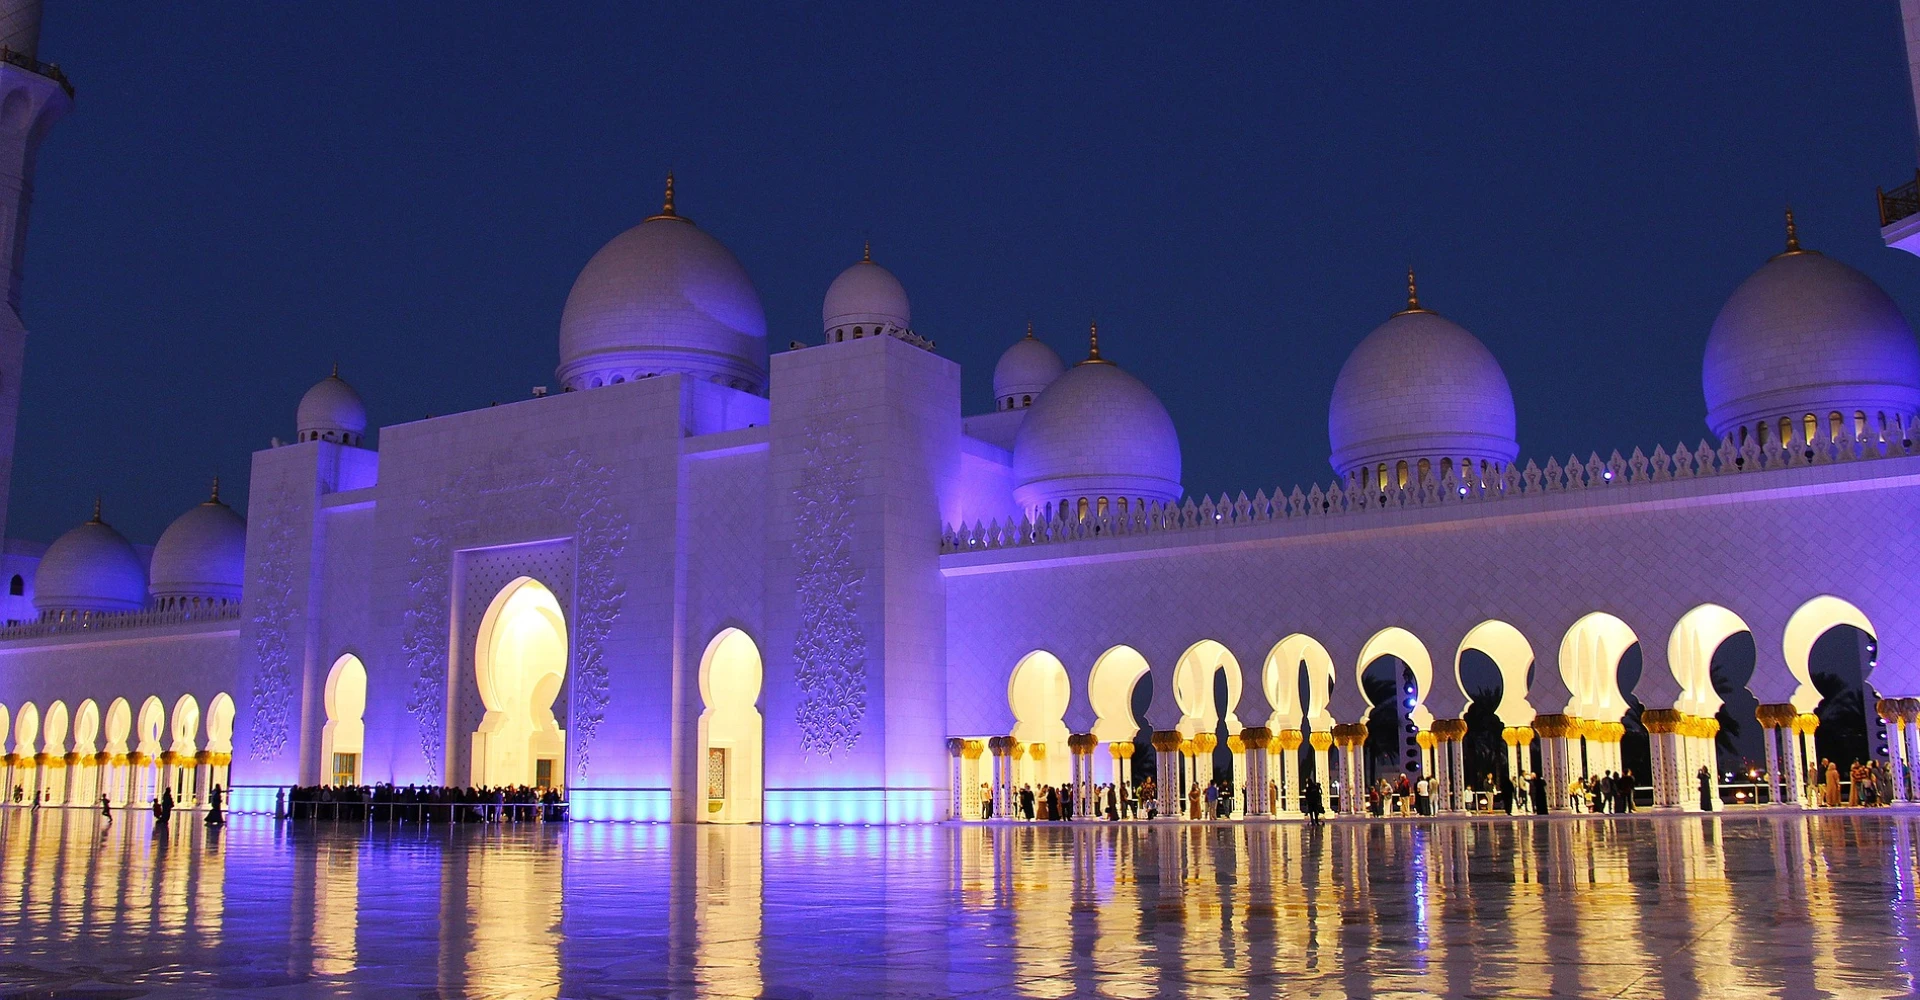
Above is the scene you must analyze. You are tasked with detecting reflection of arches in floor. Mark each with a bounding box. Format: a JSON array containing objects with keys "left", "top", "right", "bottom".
[
  {"left": 699, "top": 629, "right": 764, "bottom": 823},
  {"left": 471, "top": 577, "right": 569, "bottom": 789},
  {"left": 324, "top": 654, "right": 369, "bottom": 786}
]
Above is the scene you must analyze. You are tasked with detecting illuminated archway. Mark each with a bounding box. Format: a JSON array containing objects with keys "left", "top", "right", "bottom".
[
  {"left": 169, "top": 695, "right": 201, "bottom": 803},
  {"left": 1088, "top": 645, "right": 1150, "bottom": 743},
  {"left": 1783, "top": 595, "right": 1876, "bottom": 714},
  {"left": 134, "top": 696, "right": 164, "bottom": 804},
  {"left": 322, "top": 655, "right": 368, "bottom": 786},
  {"left": 698, "top": 628, "right": 764, "bottom": 823},
  {"left": 12, "top": 701, "right": 37, "bottom": 800},
  {"left": 103, "top": 698, "right": 130, "bottom": 806},
  {"left": 1558, "top": 613, "right": 1639, "bottom": 724},
  {"left": 471, "top": 577, "right": 569, "bottom": 790},
  {"left": 1007, "top": 651, "right": 1071, "bottom": 785},
  {"left": 1263, "top": 634, "right": 1335, "bottom": 731},
  {"left": 1668, "top": 604, "right": 1750, "bottom": 721},
  {"left": 1458, "top": 621, "right": 1534, "bottom": 726},
  {"left": 1173, "top": 639, "right": 1244, "bottom": 736},
  {"left": 206, "top": 693, "right": 236, "bottom": 793},
  {"left": 41, "top": 702, "right": 67, "bottom": 805},
  {"left": 72, "top": 700, "right": 100, "bottom": 807}
]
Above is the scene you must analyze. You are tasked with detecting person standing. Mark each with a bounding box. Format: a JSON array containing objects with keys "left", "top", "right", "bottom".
[
  {"left": 205, "top": 784, "right": 226, "bottom": 828},
  {"left": 1824, "top": 760, "right": 1841, "bottom": 809},
  {"left": 1530, "top": 771, "right": 1548, "bottom": 815},
  {"left": 1203, "top": 781, "right": 1219, "bottom": 819},
  {"left": 1697, "top": 766, "right": 1713, "bottom": 811},
  {"left": 1303, "top": 778, "right": 1324, "bottom": 824},
  {"left": 100, "top": 793, "right": 112, "bottom": 828},
  {"left": 1413, "top": 775, "right": 1431, "bottom": 816}
]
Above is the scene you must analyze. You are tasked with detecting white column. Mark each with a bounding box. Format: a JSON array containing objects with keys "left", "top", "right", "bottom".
[
  {"left": 988, "top": 739, "right": 1015, "bottom": 819},
  {"left": 1153, "top": 732, "right": 1183, "bottom": 818},
  {"left": 1761, "top": 720, "right": 1783, "bottom": 806}
]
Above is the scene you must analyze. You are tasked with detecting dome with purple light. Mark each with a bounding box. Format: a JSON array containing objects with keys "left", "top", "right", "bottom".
[
  {"left": 992, "top": 324, "right": 1066, "bottom": 410},
  {"left": 297, "top": 368, "right": 367, "bottom": 445},
  {"left": 33, "top": 503, "right": 148, "bottom": 616},
  {"left": 149, "top": 483, "right": 246, "bottom": 608},
  {"left": 1327, "top": 275, "right": 1517, "bottom": 483},
  {"left": 1703, "top": 220, "right": 1920, "bottom": 442},
  {"left": 823, "top": 246, "right": 910, "bottom": 338},
  {"left": 558, "top": 175, "right": 767, "bottom": 393},
  {"left": 1012, "top": 327, "right": 1181, "bottom": 515}
]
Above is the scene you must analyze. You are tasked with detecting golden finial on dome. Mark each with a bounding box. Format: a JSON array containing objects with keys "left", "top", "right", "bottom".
[
  {"left": 862, "top": 238, "right": 872, "bottom": 263},
  {"left": 1395, "top": 264, "right": 1433, "bottom": 316},
  {"left": 1025, "top": 319, "right": 1034, "bottom": 339},
  {"left": 330, "top": 361, "right": 339, "bottom": 379},
  {"left": 1080, "top": 319, "right": 1112, "bottom": 365},
  {"left": 208, "top": 476, "right": 221, "bottom": 504},
  {"left": 1785, "top": 207, "right": 1801, "bottom": 253},
  {"left": 646, "top": 171, "right": 689, "bottom": 223},
  {"left": 88, "top": 496, "right": 102, "bottom": 524}
]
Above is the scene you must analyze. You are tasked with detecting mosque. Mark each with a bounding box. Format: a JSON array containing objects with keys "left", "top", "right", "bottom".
[{"left": 2, "top": 3, "right": 1920, "bottom": 824}]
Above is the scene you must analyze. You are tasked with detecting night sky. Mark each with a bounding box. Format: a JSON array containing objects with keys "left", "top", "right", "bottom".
[{"left": 14, "top": 4, "right": 1920, "bottom": 545}]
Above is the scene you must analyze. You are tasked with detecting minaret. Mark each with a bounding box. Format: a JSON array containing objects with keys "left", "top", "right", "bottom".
[{"left": 0, "top": 0, "right": 70, "bottom": 544}]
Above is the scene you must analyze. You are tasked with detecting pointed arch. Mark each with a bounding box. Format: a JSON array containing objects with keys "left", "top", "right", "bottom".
[
  {"left": 1358, "top": 627, "right": 1434, "bottom": 728},
  {"left": 472, "top": 576, "right": 569, "bottom": 789},
  {"left": 104, "top": 698, "right": 131, "bottom": 754},
  {"left": 169, "top": 694, "right": 201, "bottom": 756},
  {"left": 42, "top": 701, "right": 68, "bottom": 756},
  {"left": 1668, "top": 604, "right": 1751, "bottom": 720},
  {"left": 1263, "top": 633, "right": 1334, "bottom": 730},
  {"left": 1173, "top": 639, "right": 1244, "bottom": 736},
  {"left": 13, "top": 700, "right": 37, "bottom": 756},
  {"left": 698, "top": 628, "right": 764, "bottom": 823},
  {"left": 1783, "top": 595, "right": 1876, "bottom": 714},
  {"left": 135, "top": 696, "right": 165, "bottom": 756},
  {"left": 1088, "top": 645, "right": 1150, "bottom": 743},
  {"left": 1558, "top": 612, "right": 1639, "bottom": 722},
  {"left": 322, "top": 655, "right": 368, "bottom": 785},
  {"left": 1008, "top": 650, "right": 1071, "bottom": 783},
  {"left": 1457, "top": 620, "right": 1535, "bottom": 727},
  {"left": 72, "top": 699, "right": 100, "bottom": 756}
]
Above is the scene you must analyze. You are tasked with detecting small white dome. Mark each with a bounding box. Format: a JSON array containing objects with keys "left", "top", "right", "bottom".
[
  {"left": 823, "top": 246, "right": 910, "bottom": 337},
  {"left": 298, "top": 368, "right": 367, "bottom": 446},
  {"left": 1328, "top": 281, "right": 1517, "bottom": 481},
  {"left": 149, "top": 484, "right": 246, "bottom": 608},
  {"left": 1012, "top": 330, "right": 1182, "bottom": 515},
  {"left": 1703, "top": 228, "right": 1920, "bottom": 440},
  {"left": 33, "top": 503, "right": 148, "bottom": 616},
  {"left": 557, "top": 175, "right": 767, "bottom": 393},
  {"left": 992, "top": 325, "right": 1066, "bottom": 409}
]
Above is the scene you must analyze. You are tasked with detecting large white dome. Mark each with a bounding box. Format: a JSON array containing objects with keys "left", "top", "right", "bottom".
[
  {"left": 823, "top": 247, "right": 910, "bottom": 339},
  {"left": 557, "top": 177, "right": 767, "bottom": 393},
  {"left": 992, "top": 325, "right": 1066, "bottom": 410},
  {"left": 149, "top": 484, "right": 246, "bottom": 609},
  {"left": 1012, "top": 331, "right": 1181, "bottom": 515},
  {"left": 33, "top": 504, "right": 148, "bottom": 617},
  {"left": 1328, "top": 286, "right": 1517, "bottom": 482},
  {"left": 1703, "top": 233, "right": 1920, "bottom": 441},
  {"left": 297, "top": 368, "right": 367, "bottom": 446}
]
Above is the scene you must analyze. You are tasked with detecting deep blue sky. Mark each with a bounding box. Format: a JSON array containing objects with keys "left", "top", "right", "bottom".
[{"left": 14, "top": 4, "right": 1920, "bottom": 543}]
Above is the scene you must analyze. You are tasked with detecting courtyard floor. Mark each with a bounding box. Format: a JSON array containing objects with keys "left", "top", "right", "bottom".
[{"left": 0, "top": 808, "right": 1915, "bottom": 998}]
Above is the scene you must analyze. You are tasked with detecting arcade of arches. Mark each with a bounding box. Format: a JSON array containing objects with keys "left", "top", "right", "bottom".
[
  {"left": 949, "top": 595, "right": 1912, "bottom": 822},
  {"left": 0, "top": 690, "right": 235, "bottom": 810}
]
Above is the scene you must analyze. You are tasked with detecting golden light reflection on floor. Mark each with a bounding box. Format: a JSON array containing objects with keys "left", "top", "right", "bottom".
[{"left": 0, "top": 810, "right": 1917, "bottom": 997}]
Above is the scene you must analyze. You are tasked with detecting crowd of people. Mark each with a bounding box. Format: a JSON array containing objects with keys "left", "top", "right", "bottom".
[
  {"left": 279, "top": 783, "right": 566, "bottom": 823},
  {"left": 1815, "top": 758, "right": 1894, "bottom": 807},
  {"left": 977, "top": 775, "right": 1333, "bottom": 823}
]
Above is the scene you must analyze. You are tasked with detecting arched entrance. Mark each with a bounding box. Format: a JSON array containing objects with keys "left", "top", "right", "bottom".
[
  {"left": 322, "top": 655, "right": 368, "bottom": 786},
  {"left": 1007, "top": 651, "right": 1071, "bottom": 787},
  {"left": 698, "top": 628, "right": 764, "bottom": 823},
  {"left": 471, "top": 577, "right": 568, "bottom": 790}
]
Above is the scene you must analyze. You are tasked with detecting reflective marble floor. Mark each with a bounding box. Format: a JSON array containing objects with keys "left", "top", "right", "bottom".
[{"left": 2, "top": 811, "right": 1918, "bottom": 998}]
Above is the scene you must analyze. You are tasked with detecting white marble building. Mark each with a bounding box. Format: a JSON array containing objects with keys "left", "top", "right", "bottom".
[{"left": 2, "top": 2, "right": 1920, "bottom": 824}]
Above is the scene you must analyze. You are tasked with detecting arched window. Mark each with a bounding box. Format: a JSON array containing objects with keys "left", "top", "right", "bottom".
[
  {"left": 1395, "top": 460, "right": 1409, "bottom": 489},
  {"left": 1829, "top": 411, "right": 1843, "bottom": 442},
  {"left": 853, "top": 327, "right": 863, "bottom": 338},
  {"left": 1855, "top": 411, "right": 1867, "bottom": 440},
  {"left": 1076, "top": 497, "right": 1089, "bottom": 522},
  {"left": 1438, "top": 457, "right": 1453, "bottom": 480},
  {"left": 1096, "top": 496, "right": 1109, "bottom": 518},
  {"left": 1021, "top": 395, "right": 1031, "bottom": 407},
  {"left": 1804, "top": 413, "right": 1817, "bottom": 443},
  {"left": 1737, "top": 425, "right": 1748, "bottom": 446},
  {"left": 1755, "top": 421, "right": 1768, "bottom": 447},
  {"left": 8, "top": 575, "right": 21, "bottom": 596}
]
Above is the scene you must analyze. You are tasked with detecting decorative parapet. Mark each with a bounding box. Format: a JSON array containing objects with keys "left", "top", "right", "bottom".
[
  {"left": 0, "top": 603, "right": 241, "bottom": 641},
  {"left": 941, "top": 431, "right": 1920, "bottom": 553},
  {"left": 0, "top": 46, "right": 71, "bottom": 96}
]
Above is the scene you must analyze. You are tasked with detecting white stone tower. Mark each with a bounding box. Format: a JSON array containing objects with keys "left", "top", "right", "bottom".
[{"left": 0, "top": 0, "right": 69, "bottom": 543}]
